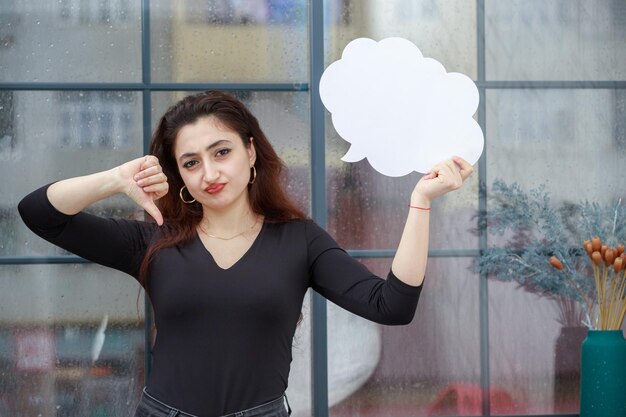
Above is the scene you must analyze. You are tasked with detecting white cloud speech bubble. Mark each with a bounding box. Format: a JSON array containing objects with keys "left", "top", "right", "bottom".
[{"left": 319, "top": 37, "right": 484, "bottom": 177}]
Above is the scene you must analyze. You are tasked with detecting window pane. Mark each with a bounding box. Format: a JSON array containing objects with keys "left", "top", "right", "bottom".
[
  {"left": 0, "top": 264, "right": 145, "bottom": 416},
  {"left": 326, "top": 123, "right": 479, "bottom": 251},
  {"left": 328, "top": 258, "right": 481, "bottom": 417},
  {"left": 0, "top": 91, "right": 143, "bottom": 257},
  {"left": 485, "top": 0, "right": 626, "bottom": 81},
  {"left": 287, "top": 290, "right": 313, "bottom": 417},
  {"left": 0, "top": 1, "right": 142, "bottom": 82},
  {"left": 487, "top": 280, "right": 616, "bottom": 415},
  {"left": 151, "top": 91, "right": 311, "bottom": 213},
  {"left": 326, "top": 0, "right": 477, "bottom": 79},
  {"left": 485, "top": 89, "right": 626, "bottom": 414},
  {"left": 150, "top": 0, "right": 308, "bottom": 83},
  {"left": 486, "top": 89, "right": 626, "bottom": 204}
]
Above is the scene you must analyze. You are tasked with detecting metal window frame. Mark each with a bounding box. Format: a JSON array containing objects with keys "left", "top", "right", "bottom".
[{"left": 1, "top": 1, "right": 625, "bottom": 416}]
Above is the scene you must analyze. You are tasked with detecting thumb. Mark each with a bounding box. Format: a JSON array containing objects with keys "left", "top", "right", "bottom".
[
  {"left": 452, "top": 156, "right": 474, "bottom": 180},
  {"left": 142, "top": 200, "right": 164, "bottom": 226}
]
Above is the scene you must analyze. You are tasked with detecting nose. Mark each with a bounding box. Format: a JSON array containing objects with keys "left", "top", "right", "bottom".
[{"left": 202, "top": 160, "right": 220, "bottom": 183}]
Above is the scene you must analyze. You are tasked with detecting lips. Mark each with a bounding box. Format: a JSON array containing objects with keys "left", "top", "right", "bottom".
[{"left": 205, "top": 183, "right": 226, "bottom": 194}]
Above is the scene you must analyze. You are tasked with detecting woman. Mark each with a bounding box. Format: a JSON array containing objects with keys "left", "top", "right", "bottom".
[{"left": 18, "top": 90, "right": 473, "bottom": 417}]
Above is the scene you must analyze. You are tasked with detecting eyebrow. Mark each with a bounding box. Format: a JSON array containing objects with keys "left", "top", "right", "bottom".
[{"left": 178, "top": 139, "right": 232, "bottom": 162}]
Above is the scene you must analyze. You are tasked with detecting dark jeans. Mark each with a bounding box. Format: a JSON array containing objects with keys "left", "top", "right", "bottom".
[{"left": 134, "top": 388, "right": 291, "bottom": 417}]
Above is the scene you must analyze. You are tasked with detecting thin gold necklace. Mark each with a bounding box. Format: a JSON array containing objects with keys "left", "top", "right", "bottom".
[{"left": 204, "top": 216, "right": 260, "bottom": 241}]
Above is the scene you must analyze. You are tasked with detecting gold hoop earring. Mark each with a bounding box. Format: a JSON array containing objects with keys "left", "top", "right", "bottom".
[
  {"left": 179, "top": 185, "right": 196, "bottom": 204},
  {"left": 249, "top": 166, "right": 257, "bottom": 185}
]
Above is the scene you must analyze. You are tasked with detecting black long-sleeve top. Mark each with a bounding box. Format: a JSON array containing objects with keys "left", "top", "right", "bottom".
[{"left": 18, "top": 185, "right": 422, "bottom": 417}]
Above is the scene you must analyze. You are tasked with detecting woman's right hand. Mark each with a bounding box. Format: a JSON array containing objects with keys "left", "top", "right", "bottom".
[{"left": 116, "top": 155, "right": 169, "bottom": 225}]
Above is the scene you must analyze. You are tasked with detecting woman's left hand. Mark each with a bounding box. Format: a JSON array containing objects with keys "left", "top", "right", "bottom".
[{"left": 411, "top": 156, "right": 474, "bottom": 206}]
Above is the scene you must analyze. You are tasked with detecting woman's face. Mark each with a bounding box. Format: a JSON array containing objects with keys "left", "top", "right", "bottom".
[{"left": 173, "top": 116, "right": 255, "bottom": 213}]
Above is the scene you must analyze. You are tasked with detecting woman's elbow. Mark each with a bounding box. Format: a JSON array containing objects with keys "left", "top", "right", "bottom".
[{"left": 379, "top": 308, "right": 417, "bottom": 326}]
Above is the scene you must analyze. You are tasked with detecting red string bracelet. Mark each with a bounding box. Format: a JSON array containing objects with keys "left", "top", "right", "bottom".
[{"left": 408, "top": 204, "right": 431, "bottom": 211}]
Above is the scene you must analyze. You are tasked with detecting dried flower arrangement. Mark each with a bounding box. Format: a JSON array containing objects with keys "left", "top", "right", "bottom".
[
  {"left": 476, "top": 180, "right": 626, "bottom": 328},
  {"left": 549, "top": 238, "right": 626, "bottom": 330}
]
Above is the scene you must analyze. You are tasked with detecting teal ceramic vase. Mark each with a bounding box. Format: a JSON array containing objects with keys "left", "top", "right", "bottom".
[{"left": 579, "top": 330, "right": 626, "bottom": 417}]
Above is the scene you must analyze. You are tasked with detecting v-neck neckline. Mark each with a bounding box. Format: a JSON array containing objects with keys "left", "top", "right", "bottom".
[{"left": 195, "top": 220, "right": 267, "bottom": 271}]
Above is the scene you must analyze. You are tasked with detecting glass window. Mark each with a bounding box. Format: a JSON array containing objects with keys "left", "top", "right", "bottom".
[
  {"left": 0, "top": 90, "right": 143, "bottom": 257},
  {"left": 0, "top": 264, "right": 145, "bottom": 416},
  {"left": 0, "top": 1, "right": 142, "bottom": 82},
  {"left": 59, "top": 91, "right": 136, "bottom": 149},
  {"left": 0, "top": 91, "right": 15, "bottom": 154},
  {"left": 488, "top": 280, "right": 579, "bottom": 415},
  {"left": 3, "top": 1, "right": 625, "bottom": 416},
  {"left": 485, "top": 1, "right": 626, "bottom": 81},
  {"left": 150, "top": 0, "right": 308, "bottom": 83},
  {"left": 484, "top": 88, "right": 626, "bottom": 415},
  {"left": 325, "top": 0, "right": 477, "bottom": 79},
  {"left": 286, "top": 290, "right": 313, "bottom": 416},
  {"left": 486, "top": 89, "right": 626, "bottom": 205},
  {"left": 328, "top": 258, "right": 481, "bottom": 417},
  {"left": 324, "top": 0, "right": 480, "bottom": 252}
]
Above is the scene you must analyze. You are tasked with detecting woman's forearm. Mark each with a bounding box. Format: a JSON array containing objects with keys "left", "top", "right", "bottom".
[
  {"left": 45, "top": 156, "right": 168, "bottom": 225},
  {"left": 391, "top": 194, "right": 431, "bottom": 287},
  {"left": 46, "top": 168, "right": 125, "bottom": 215},
  {"left": 391, "top": 157, "right": 473, "bottom": 286}
]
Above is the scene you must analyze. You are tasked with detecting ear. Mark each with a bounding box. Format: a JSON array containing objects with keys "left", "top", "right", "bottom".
[{"left": 248, "top": 137, "right": 256, "bottom": 166}]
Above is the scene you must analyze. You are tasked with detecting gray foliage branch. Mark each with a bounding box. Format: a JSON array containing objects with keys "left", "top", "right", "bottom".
[{"left": 475, "top": 180, "right": 626, "bottom": 312}]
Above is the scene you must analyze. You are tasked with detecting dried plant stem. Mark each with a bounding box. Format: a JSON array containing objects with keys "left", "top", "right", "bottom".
[
  {"left": 613, "top": 272, "right": 626, "bottom": 327},
  {"left": 618, "top": 296, "right": 626, "bottom": 330},
  {"left": 592, "top": 262, "right": 626, "bottom": 330},
  {"left": 593, "top": 264, "right": 603, "bottom": 329},
  {"left": 606, "top": 269, "right": 620, "bottom": 328},
  {"left": 602, "top": 265, "right": 609, "bottom": 328},
  {"left": 612, "top": 198, "right": 622, "bottom": 236},
  {"left": 610, "top": 271, "right": 626, "bottom": 329},
  {"left": 561, "top": 271, "right": 593, "bottom": 325}
]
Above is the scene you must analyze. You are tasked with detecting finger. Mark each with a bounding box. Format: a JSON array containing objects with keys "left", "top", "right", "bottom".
[
  {"left": 142, "top": 200, "right": 164, "bottom": 226},
  {"left": 452, "top": 156, "right": 474, "bottom": 180},
  {"left": 431, "top": 161, "right": 461, "bottom": 189},
  {"left": 134, "top": 164, "right": 163, "bottom": 181},
  {"left": 421, "top": 170, "right": 437, "bottom": 180},
  {"left": 433, "top": 163, "right": 452, "bottom": 179},
  {"left": 142, "top": 182, "right": 169, "bottom": 197},
  {"left": 140, "top": 155, "right": 160, "bottom": 171},
  {"left": 445, "top": 160, "right": 465, "bottom": 188},
  {"left": 440, "top": 160, "right": 458, "bottom": 178},
  {"left": 137, "top": 172, "right": 167, "bottom": 187}
]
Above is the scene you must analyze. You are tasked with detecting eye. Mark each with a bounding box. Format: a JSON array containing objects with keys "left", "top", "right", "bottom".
[
  {"left": 182, "top": 160, "right": 198, "bottom": 169},
  {"left": 215, "top": 148, "right": 231, "bottom": 157}
]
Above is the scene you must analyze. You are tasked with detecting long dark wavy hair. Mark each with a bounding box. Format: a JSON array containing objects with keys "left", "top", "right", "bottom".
[{"left": 138, "top": 90, "right": 307, "bottom": 287}]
